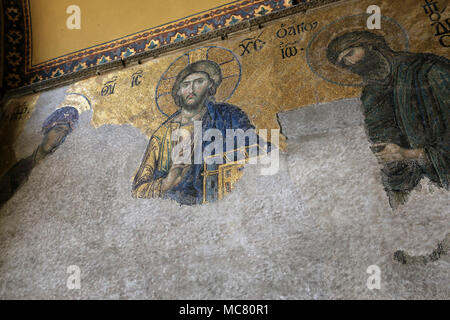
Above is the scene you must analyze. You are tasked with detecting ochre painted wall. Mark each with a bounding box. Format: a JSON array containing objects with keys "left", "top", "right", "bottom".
[
  {"left": 5, "top": 0, "right": 295, "bottom": 90},
  {"left": 30, "top": 0, "right": 239, "bottom": 65}
]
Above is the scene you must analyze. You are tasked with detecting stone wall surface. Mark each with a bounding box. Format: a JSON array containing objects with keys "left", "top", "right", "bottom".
[
  {"left": 281, "top": 100, "right": 449, "bottom": 299},
  {"left": 0, "top": 91, "right": 448, "bottom": 299}
]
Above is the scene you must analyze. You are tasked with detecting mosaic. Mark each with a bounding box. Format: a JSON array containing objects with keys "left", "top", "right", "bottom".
[
  {"left": 0, "top": 0, "right": 448, "bottom": 208},
  {"left": 1, "top": 0, "right": 303, "bottom": 90}
]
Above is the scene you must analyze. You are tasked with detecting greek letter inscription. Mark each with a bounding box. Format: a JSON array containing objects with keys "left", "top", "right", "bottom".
[
  {"left": 276, "top": 21, "right": 318, "bottom": 39},
  {"left": 280, "top": 41, "right": 299, "bottom": 59},
  {"left": 101, "top": 77, "right": 117, "bottom": 96},
  {"left": 3, "top": 103, "right": 29, "bottom": 121},
  {"left": 422, "top": 0, "right": 450, "bottom": 47},
  {"left": 239, "top": 31, "right": 266, "bottom": 56},
  {"left": 131, "top": 70, "right": 143, "bottom": 87}
]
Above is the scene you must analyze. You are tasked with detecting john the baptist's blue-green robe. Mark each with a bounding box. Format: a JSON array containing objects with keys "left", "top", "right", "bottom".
[{"left": 361, "top": 53, "right": 450, "bottom": 193}]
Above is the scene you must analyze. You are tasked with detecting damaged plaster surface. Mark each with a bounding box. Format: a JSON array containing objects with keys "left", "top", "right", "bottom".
[
  {"left": 394, "top": 233, "right": 449, "bottom": 266},
  {"left": 0, "top": 91, "right": 448, "bottom": 299},
  {"left": 280, "top": 99, "right": 449, "bottom": 299}
]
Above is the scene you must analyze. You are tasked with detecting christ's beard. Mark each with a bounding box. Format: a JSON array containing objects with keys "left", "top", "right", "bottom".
[
  {"left": 180, "top": 92, "right": 209, "bottom": 111},
  {"left": 348, "top": 49, "right": 391, "bottom": 81}
]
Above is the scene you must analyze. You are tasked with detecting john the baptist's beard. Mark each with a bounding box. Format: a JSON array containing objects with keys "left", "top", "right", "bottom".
[{"left": 345, "top": 48, "right": 391, "bottom": 81}]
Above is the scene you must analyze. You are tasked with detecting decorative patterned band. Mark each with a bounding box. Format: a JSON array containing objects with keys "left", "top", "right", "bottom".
[{"left": 2, "top": 0, "right": 340, "bottom": 95}]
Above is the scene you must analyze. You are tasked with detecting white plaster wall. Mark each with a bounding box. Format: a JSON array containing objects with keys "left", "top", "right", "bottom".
[
  {"left": 0, "top": 91, "right": 448, "bottom": 299},
  {"left": 285, "top": 124, "right": 449, "bottom": 299}
]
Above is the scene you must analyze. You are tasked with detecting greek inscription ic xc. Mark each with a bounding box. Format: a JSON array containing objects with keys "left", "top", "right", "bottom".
[
  {"left": 239, "top": 31, "right": 266, "bottom": 56},
  {"left": 131, "top": 70, "right": 143, "bottom": 87}
]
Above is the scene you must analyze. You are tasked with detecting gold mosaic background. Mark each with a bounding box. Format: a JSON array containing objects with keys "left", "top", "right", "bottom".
[{"left": 2, "top": 0, "right": 448, "bottom": 176}]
